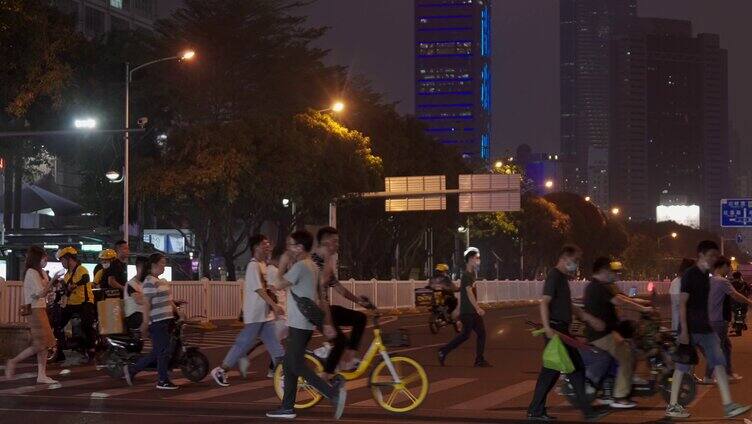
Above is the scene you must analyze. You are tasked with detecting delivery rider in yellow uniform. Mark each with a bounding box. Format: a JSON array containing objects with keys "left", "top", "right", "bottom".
[{"left": 56, "top": 247, "right": 98, "bottom": 361}]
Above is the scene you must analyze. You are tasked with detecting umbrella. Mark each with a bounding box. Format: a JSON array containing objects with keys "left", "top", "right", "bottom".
[{"left": 0, "top": 183, "right": 83, "bottom": 216}]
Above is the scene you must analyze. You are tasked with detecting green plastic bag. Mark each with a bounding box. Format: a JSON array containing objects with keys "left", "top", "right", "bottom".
[{"left": 542, "top": 335, "right": 575, "bottom": 373}]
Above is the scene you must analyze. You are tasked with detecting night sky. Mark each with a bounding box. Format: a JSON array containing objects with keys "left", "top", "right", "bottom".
[{"left": 302, "top": 0, "right": 752, "bottom": 157}]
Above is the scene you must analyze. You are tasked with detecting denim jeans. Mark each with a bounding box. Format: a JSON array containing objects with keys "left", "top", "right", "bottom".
[
  {"left": 222, "top": 321, "right": 284, "bottom": 368},
  {"left": 704, "top": 321, "right": 732, "bottom": 377},
  {"left": 131, "top": 319, "right": 173, "bottom": 383},
  {"left": 282, "top": 327, "right": 336, "bottom": 410},
  {"left": 677, "top": 331, "right": 726, "bottom": 373}
]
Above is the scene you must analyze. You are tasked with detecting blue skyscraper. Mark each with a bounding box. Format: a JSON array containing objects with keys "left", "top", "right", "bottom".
[{"left": 414, "top": 0, "right": 491, "bottom": 160}]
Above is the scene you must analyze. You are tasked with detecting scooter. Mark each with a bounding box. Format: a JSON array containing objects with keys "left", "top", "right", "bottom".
[
  {"left": 732, "top": 304, "right": 748, "bottom": 337},
  {"left": 427, "top": 290, "right": 462, "bottom": 334},
  {"left": 98, "top": 301, "right": 209, "bottom": 383},
  {"left": 557, "top": 314, "right": 696, "bottom": 407}
]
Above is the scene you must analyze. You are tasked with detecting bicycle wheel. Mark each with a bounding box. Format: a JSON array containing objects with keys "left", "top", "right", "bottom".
[
  {"left": 369, "top": 355, "right": 429, "bottom": 413},
  {"left": 273, "top": 353, "right": 324, "bottom": 409}
]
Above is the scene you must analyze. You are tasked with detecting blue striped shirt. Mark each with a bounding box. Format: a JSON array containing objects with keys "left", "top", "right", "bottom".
[{"left": 143, "top": 276, "right": 173, "bottom": 323}]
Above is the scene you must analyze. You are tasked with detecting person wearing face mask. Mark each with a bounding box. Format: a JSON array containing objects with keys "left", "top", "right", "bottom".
[
  {"left": 665, "top": 241, "right": 751, "bottom": 419},
  {"left": 528, "top": 245, "right": 607, "bottom": 422},
  {"left": 437, "top": 247, "right": 490, "bottom": 367},
  {"left": 583, "top": 257, "right": 652, "bottom": 409}
]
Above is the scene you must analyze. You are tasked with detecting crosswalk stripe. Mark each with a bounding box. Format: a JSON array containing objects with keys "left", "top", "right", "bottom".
[
  {"left": 168, "top": 378, "right": 273, "bottom": 401},
  {"left": 254, "top": 377, "right": 370, "bottom": 404},
  {"left": 0, "top": 373, "right": 39, "bottom": 382},
  {"left": 0, "top": 374, "right": 110, "bottom": 395},
  {"left": 448, "top": 379, "right": 536, "bottom": 410},
  {"left": 351, "top": 377, "right": 475, "bottom": 407},
  {"left": 89, "top": 376, "right": 192, "bottom": 398}
]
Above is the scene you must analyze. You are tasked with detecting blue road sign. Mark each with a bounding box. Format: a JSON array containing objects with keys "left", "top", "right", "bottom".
[{"left": 721, "top": 199, "right": 752, "bottom": 227}]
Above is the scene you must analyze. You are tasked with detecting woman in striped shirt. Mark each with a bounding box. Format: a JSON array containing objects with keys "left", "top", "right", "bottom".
[{"left": 124, "top": 253, "right": 178, "bottom": 390}]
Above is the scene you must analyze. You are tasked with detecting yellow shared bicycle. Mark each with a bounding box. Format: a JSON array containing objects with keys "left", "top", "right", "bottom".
[{"left": 273, "top": 309, "right": 429, "bottom": 413}]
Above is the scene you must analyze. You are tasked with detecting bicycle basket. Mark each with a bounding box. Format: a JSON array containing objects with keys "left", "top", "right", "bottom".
[
  {"left": 382, "top": 329, "right": 410, "bottom": 348},
  {"left": 414, "top": 288, "right": 434, "bottom": 308}
]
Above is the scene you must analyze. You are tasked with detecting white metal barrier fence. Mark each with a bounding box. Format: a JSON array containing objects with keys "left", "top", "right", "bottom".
[{"left": 0, "top": 279, "right": 669, "bottom": 324}]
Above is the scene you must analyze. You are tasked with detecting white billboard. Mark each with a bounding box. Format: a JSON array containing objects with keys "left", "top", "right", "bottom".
[{"left": 656, "top": 204, "right": 700, "bottom": 229}]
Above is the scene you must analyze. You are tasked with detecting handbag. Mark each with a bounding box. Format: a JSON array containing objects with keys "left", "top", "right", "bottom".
[
  {"left": 289, "top": 289, "right": 325, "bottom": 328},
  {"left": 18, "top": 304, "right": 32, "bottom": 317},
  {"left": 542, "top": 335, "right": 575, "bottom": 373}
]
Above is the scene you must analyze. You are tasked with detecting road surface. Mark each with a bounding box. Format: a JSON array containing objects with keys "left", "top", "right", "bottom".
[{"left": 1, "top": 302, "right": 752, "bottom": 423}]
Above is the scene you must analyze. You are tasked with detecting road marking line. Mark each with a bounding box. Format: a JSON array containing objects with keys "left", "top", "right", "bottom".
[
  {"left": 0, "top": 372, "right": 39, "bottom": 381},
  {"left": 83, "top": 371, "right": 245, "bottom": 398},
  {"left": 448, "top": 379, "right": 536, "bottom": 410},
  {"left": 389, "top": 343, "right": 444, "bottom": 354},
  {"left": 254, "top": 377, "right": 370, "bottom": 404},
  {"left": 0, "top": 374, "right": 111, "bottom": 395},
  {"left": 168, "top": 378, "right": 273, "bottom": 401},
  {"left": 351, "top": 377, "right": 475, "bottom": 407}
]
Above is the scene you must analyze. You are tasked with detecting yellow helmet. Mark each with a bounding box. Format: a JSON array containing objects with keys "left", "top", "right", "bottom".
[
  {"left": 610, "top": 261, "right": 624, "bottom": 272},
  {"left": 55, "top": 246, "right": 78, "bottom": 260},
  {"left": 98, "top": 249, "right": 117, "bottom": 260},
  {"left": 435, "top": 263, "right": 449, "bottom": 272}
]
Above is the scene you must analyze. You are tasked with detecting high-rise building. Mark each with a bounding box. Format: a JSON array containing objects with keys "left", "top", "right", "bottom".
[
  {"left": 559, "top": 0, "right": 637, "bottom": 207},
  {"left": 610, "top": 18, "right": 729, "bottom": 229},
  {"left": 414, "top": 0, "right": 491, "bottom": 160},
  {"left": 53, "top": 0, "right": 158, "bottom": 37}
]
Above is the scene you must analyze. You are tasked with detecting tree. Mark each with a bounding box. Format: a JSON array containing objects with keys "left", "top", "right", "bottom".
[
  {"left": 622, "top": 234, "right": 660, "bottom": 280},
  {"left": 0, "top": 1, "right": 83, "bottom": 229},
  {"left": 544, "top": 192, "right": 628, "bottom": 275}
]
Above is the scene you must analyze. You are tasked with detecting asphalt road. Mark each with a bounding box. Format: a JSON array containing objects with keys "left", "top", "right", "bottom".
[{"left": 2, "top": 301, "right": 752, "bottom": 424}]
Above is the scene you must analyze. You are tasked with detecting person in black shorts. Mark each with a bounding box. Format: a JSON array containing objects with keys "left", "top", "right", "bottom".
[
  {"left": 527, "top": 244, "right": 606, "bottom": 422},
  {"left": 312, "top": 227, "right": 370, "bottom": 379},
  {"left": 437, "top": 247, "right": 490, "bottom": 367}
]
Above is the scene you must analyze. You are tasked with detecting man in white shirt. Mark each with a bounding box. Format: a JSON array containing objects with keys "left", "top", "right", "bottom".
[{"left": 211, "top": 235, "right": 285, "bottom": 387}]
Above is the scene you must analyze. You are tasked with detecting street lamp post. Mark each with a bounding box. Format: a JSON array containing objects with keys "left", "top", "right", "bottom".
[
  {"left": 657, "top": 232, "right": 678, "bottom": 244},
  {"left": 123, "top": 50, "right": 195, "bottom": 241}
]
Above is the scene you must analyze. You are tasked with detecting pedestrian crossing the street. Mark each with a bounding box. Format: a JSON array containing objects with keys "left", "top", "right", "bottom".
[{"left": 0, "top": 364, "right": 691, "bottom": 420}]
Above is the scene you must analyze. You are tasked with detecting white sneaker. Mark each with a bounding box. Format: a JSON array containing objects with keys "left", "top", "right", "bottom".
[
  {"left": 665, "top": 404, "right": 691, "bottom": 418},
  {"left": 238, "top": 356, "right": 250, "bottom": 379},
  {"left": 211, "top": 367, "right": 229, "bottom": 387},
  {"left": 267, "top": 368, "right": 275, "bottom": 378},
  {"left": 729, "top": 373, "right": 744, "bottom": 382},
  {"left": 36, "top": 376, "right": 58, "bottom": 385}
]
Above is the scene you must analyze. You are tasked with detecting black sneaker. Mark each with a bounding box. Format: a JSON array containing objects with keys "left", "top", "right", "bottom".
[
  {"left": 474, "top": 359, "right": 492, "bottom": 368},
  {"left": 527, "top": 412, "right": 556, "bottom": 421},
  {"left": 266, "top": 408, "right": 296, "bottom": 419},
  {"left": 438, "top": 349, "right": 447, "bottom": 366},
  {"left": 584, "top": 410, "right": 609, "bottom": 422},
  {"left": 156, "top": 381, "right": 179, "bottom": 390}
]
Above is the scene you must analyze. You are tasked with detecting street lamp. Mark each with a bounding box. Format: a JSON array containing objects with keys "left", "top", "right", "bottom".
[
  {"left": 105, "top": 170, "right": 123, "bottom": 182},
  {"left": 74, "top": 118, "right": 97, "bottom": 129},
  {"left": 611, "top": 207, "right": 620, "bottom": 216},
  {"left": 658, "top": 232, "right": 679, "bottom": 244},
  {"left": 123, "top": 49, "right": 196, "bottom": 241},
  {"left": 544, "top": 180, "right": 554, "bottom": 189},
  {"left": 494, "top": 160, "right": 503, "bottom": 169},
  {"left": 319, "top": 101, "right": 346, "bottom": 113},
  {"left": 584, "top": 196, "right": 591, "bottom": 202}
]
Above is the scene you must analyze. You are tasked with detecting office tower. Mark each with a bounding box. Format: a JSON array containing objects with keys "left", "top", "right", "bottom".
[
  {"left": 415, "top": 0, "right": 492, "bottom": 159},
  {"left": 611, "top": 18, "right": 729, "bottom": 229},
  {"left": 560, "top": 0, "right": 636, "bottom": 207}
]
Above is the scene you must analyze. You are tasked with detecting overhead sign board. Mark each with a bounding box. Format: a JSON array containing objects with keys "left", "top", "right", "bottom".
[
  {"left": 458, "top": 174, "right": 521, "bottom": 213},
  {"left": 384, "top": 175, "right": 446, "bottom": 212},
  {"left": 721, "top": 198, "right": 752, "bottom": 227}
]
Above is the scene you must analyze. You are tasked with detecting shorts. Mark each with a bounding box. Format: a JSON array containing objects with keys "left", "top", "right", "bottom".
[
  {"left": 677, "top": 332, "right": 726, "bottom": 372},
  {"left": 125, "top": 312, "right": 143, "bottom": 330}
]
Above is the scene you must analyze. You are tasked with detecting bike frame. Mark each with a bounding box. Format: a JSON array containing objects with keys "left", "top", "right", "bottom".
[{"left": 336, "top": 327, "right": 401, "bottom": 383}]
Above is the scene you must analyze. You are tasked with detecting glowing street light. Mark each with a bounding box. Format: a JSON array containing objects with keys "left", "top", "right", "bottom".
[
  {"left": 282, "top": 198, "right": 291, "bottom": 208},
  {"left": 731, "top": 256, "right": 737, "bottom": 262},
  {"left": 584, "top": 196, "right": 591, "bottom": 202},
  {"left": 180, "top": 50, "right": 196, "bottom": 61},
  {"left": 544, "top": 180, "right": 554, "bottom": 189},
  {"left": 494, "top": 160, "right": 503, "bottom": 169},
  {"left": 611, "top": 207, "right": 620, "bottom": 216},
  {"left": 671, "top": 232, "right": 678, "bottom": 239},
  {"left": 74, "top": 118, "right": 97, "bottom": 129},
  {"left": 331, "top": 101, "right": 345, "bottom": 113}
]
